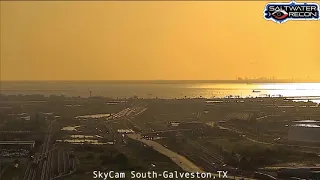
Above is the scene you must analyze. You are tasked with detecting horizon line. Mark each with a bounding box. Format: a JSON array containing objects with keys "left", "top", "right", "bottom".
[{"left": 1, "top": 79, "right": 320, "bottom": 82}]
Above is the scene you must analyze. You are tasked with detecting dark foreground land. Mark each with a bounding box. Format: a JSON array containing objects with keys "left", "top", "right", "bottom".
[{"left": 1, "top": 94, "right": 320, "bottom": 180}]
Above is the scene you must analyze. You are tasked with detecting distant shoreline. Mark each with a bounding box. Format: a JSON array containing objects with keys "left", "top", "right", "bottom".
[{"left": 1, "top": 80, "right": 320, "bottom": 84}]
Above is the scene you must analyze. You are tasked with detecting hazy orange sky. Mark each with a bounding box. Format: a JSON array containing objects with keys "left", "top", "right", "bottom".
[{"left": 1, "top": 1, "right": 319, "bottom": 81}]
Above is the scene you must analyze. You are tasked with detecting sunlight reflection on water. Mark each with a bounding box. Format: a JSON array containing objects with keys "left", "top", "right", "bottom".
[{"left": 1, "top": 82, "right": 320, "bottom": 102}]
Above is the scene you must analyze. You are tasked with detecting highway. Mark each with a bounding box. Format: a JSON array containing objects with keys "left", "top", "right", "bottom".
[
  {"left": 115, "top": 105, "right": 250, "bottom": 178},
  {"left": 22, "top": 120, "right": 54, "bottom": 180},
  {"left": 181, "top": 152, "right": 217, "bottom": 171},
  {"left": 39, "top": 120, "right": 54, "bottom": 180},
  {"left": 25, "top": 119, "right": 75, "bottom": 180},
  {"left": 127, "top": 133, "right": 256, "bottom": 180},
  {"left": 106, "top": 103, "right": 147, "bottom": 132},
  {"left": 185, "top": 138, "right": 224, "bottom": 165},
  {"left": 109, "top": 104, "right": 147, "bottom": 119},
  {"left": 127, "top": 133, "right": 203, "bottom": 172},
  {"left": 20, "top": 102, "right": 148, "bottom": 180},
  {"left": 107, "top": 103, "right": 256, "bottom": 178},
  {"left": 114, "top": 104, "right": 227, "bottom": 171},
  {"left": 106, "top": 104, "right": 146, "bottom": 121},
  {"left": 51, "top": 151, "right": 76, "bottom": 180}
]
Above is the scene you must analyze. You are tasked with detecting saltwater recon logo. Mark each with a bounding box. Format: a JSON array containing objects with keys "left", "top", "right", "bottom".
[{"left": 264, "top": 1, "right": 320, "bottom": 23}]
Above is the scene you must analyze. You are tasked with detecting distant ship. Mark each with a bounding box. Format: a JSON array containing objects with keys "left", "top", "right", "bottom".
[{"left": 252, "top": 90, "right": 261, "bottom": 93}]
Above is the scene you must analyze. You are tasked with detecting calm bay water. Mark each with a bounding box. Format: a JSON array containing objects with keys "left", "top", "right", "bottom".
[{"left": 1, "top": 81, "right": 320, "bottom": 100}]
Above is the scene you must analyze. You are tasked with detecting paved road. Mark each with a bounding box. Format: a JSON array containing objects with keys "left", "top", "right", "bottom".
[
  {"left": 127, "top": 133, "right": 256, "bottom": 180},
  {"left": 185, "top": 138, "right": 224, "bottom": 165},
  {"left": 106, "top": 103, "right": 147, "bottom": 130},
  {"left": 127, "top": 133, "right": 203, "bottom": 172},
  {"left": 22, "top": 120, "right": 54, "bottom": 180},
  {"left": 39, "top": 120, "right": 54, "bottom": 180}
]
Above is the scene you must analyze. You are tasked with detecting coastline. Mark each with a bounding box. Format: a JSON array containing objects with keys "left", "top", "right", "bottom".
[{"left": 1, "top": 80, "right": 320, "bottom": 84}]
